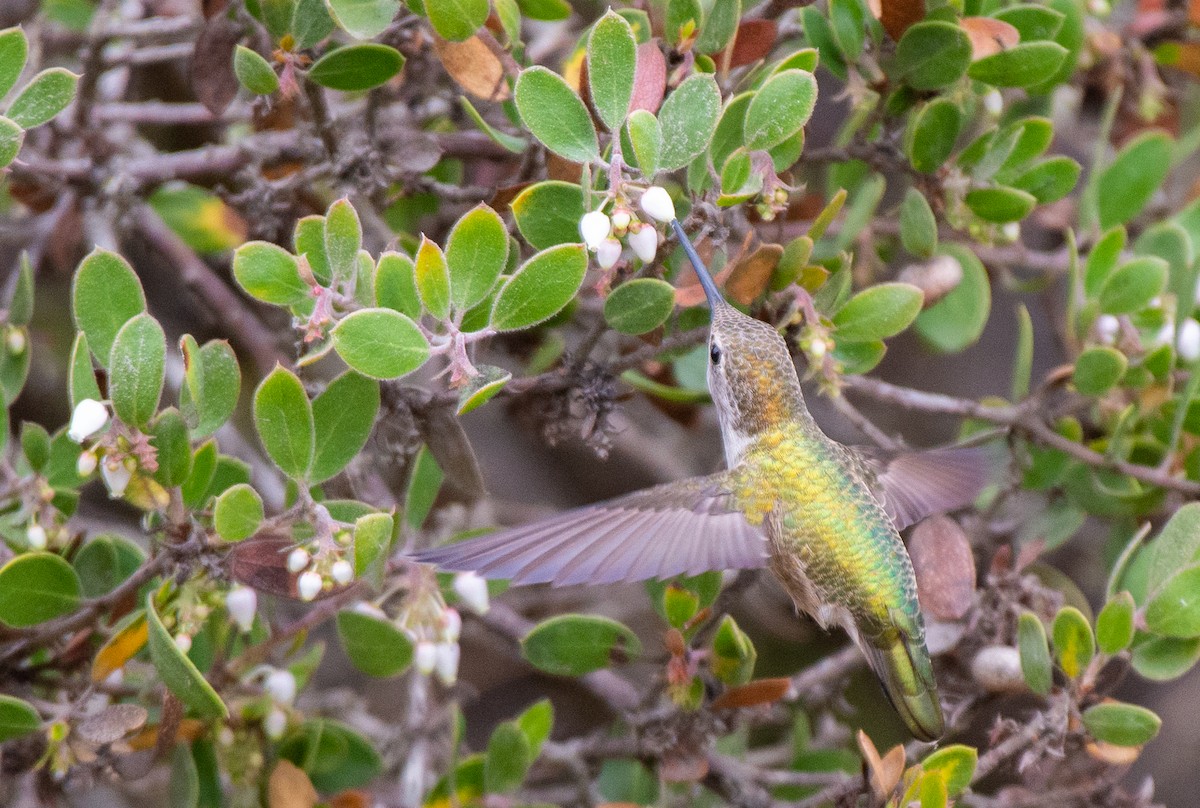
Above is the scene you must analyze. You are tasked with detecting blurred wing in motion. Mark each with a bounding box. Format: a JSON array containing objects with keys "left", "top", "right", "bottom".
[
  {"left": 854, "top": 445, "right": 994, "bottom": 531},
  {"left": 411, "top": 473, "right": 770, "bottom": 587}
]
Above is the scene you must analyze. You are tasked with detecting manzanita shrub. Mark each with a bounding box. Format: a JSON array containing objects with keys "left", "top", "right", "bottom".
[{"left": 2, "top": 0, "right": 1200, "bottom": 806}]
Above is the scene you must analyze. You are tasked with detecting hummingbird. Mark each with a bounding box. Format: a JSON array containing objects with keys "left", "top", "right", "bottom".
[{"left": 414, "top": 220, "right": 989, "bottom": 741}]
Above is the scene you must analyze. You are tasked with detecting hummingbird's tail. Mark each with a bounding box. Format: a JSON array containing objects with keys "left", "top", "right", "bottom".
[{"left": 858, "top": 620, "right": 945, "bottom": 742}]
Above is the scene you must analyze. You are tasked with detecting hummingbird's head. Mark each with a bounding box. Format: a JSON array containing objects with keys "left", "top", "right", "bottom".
[{"left": 671, "top": 221, "right": 807, "bottom": 465}]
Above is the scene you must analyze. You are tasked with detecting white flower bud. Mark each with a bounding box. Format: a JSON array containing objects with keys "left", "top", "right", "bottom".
[
  {"left": 809, "top": 338, "right": 827, "bottom": 360},
  {"left": 101, "top": 460, "right": 132, "bottom": 498},
  {"left": 297, "top": 570, "right": 322, "bottom": 601},
  {"left": 264, "top": 668, "right": 297, "bottom": 705},
  {"left": 579, "top": 210, "right": 612, "bottom": 250},
  {"left": 596, "top": 238, "right": 622, "bottom": 270},
  {"left": 263, "top": 706, "right": 288, "bottom": 740},
  {"left": 434, "top": 642, "right": 460, "bottom": 686},
  {"left": 76, "top": 450, "right": 98, "bottom": 477},
  {"left": 7, "top": 328, "right": 25, "bottom": 355},
  {"left": 970, "top": 646, "right": 1026, "bottom": 693},
  {"left": 639, "top": 186, "right": 675, "bottom": 223},
  {"left": 443, "top": 608, "right": 462, "bottom": 642},
  {"left": 1095, "top": 314, "right": 1120, "bottom": 345},
  {"left": 1153, "top": 321, "right": 1175, "bottom": 348},
  {"left": 68, "top": 399, "right": 109, "bottom": 443},
  {"left": 611, "top": 207, "right": 632, "bottom": 232},
  {"left": 1178, "top": 318, "right": 1200, "bottom": 362},
  {"left": 1001, "top": 222, "right": 1020, "bottom": 243},
  {"left": 415, "top": 641, "right": 437, "bottom": 675},
  {"left": 453, "top": 571, "right": 490, "bottom": 615},
  {"left": 330, "top": 559, "right": 354, "bottom": 585},
  {"left": 26, "top": 522, "right": 46, "bottom": 550},
  {"left": 983, "top": 89, "right": 1003, "bottom": 117},
  {"left": 628, "top": 224, "right": 658, "bottom": 263},
  {"left": 227, "top": 585, "right": 257, "bottom": 632},
  {"left": 286, "top": 547, "right": 310, "bottom": 573},
  {"left": 174, "top": 633, "right": 192, "bottom": 654}
]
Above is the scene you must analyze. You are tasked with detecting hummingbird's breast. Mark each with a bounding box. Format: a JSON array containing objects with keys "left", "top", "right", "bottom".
[{"left": 731, "top": 427, "right": 922, "bottom": 638}]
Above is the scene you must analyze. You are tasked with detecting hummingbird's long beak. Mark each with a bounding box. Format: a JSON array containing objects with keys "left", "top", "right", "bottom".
[{"left": 670, "top": 219, "right": 726, "bottom": 314}]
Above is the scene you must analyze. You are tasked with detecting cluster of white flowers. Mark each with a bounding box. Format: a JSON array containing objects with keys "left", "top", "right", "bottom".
[
  {"left": 579, "top": 185, "right": 676, "bottom": 270},
  {"left": 260, "top": 667, "right": 298, "bottom": 740},
  {"left": 66, "top": 399, "right": 139, "bottom": 500},
  {"left": 286, "top": 545, "right": 356, "bottom": 602}
]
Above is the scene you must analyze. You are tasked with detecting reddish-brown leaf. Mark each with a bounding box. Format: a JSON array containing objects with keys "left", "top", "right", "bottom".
[
  {"left": 329, "top": 791, "right": 371, "bottom": 808},
  {"left": 659, "top": 753, "right": 709, "bottom": 782},
  {"left": 433, "top": 35, "right": 510, "bottom": 101},
  {"left": 909, "top": 515, "right": 976, "bottom": 621},
  {"left": 674, "top": 236, "right": 733, "bottom": 307},
  {"left": 191, "top": 15, "right": 240, "bottom": 116},
  {"left": 710, "top": 677, "right": 791, "bottom": 710},
  {"left": 726, "top": 19, "right": 777, "bottom": 68},
  {"left": 857, "top": 730, "right": 906, "bottom": 798},
  {"left": 877, "top": 0, "right": 926, "bottom": 41},
  {"left": 227, "top": 534, "right": 297, "bottom": 597},
  {"left": 726, "top": 244, "right": 783, "bottom": 306},
  {"left": 629, "top": 41, "right": 667, "bottom": 114},
  {"left": 269, "top": 760, "right": 319, "bottom": 808},
  {"left": 960, "top": 17, "right": 1020, "bottom": 60}
]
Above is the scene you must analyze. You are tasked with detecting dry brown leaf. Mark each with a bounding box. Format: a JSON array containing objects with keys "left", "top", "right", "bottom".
[
  {"left": 127, "top": 718, "right": 206, "bottom": 752},
  {"left": 727, "top": 19, "right": 777, "bottom": 67},
  {"left": 629, "top": 41, "right": 667, "bottom": 115},
  {"left": 726, "top": 244, "right": 783, "bottom": 305},
  {"left": 909, "top": 515, "right": 976, "bottom": 621},
  {"left": 857, "top": 730, "right": 906, "bottom": 798},
  {"left": 228, "top": 534, "right": 298, "bottom": 597},
  {"left": 877, "top": 0, "right": 926, "bottom": 41},
  {"left": 1085, "top": 740, "right": 1142, "bottom": 765},
  {"left": 329, "top": 790, "right": 371, "bottom": 808},
  {"left": 674, "top": 236, "right": 733, "bottom": 307},
  {"left": 92, "top": 614, "right": 149, "bottom": 682},
  {"left": 961, "top": 17, "right": 1020, "bottom": 60},
  {"left": 75, "top": 704, "right": 149, "bottom": 746},
  {"left": 433, "top": 35, "right": 510, "bottom": 101},
  {"left": 710, "top": 677, "right": 792, "bottom": 710},
  {"left": 191, "top": 15, "right": 240, "bottom": 116},
  {"left": 269, "top": 760, "right": 319, "bottom": 808}
]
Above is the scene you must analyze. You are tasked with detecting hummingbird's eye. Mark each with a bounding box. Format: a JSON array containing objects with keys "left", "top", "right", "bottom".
[{"left": 709, "top": 344, "right": 722, "bottom": 365}]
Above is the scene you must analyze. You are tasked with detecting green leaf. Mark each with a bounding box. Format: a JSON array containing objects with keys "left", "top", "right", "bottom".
[
  {"left": 353, "top": 512, "right": 393, "bottom": 583},
  {"left": 253, "top": 366, "right": 314, "bottom": 479},
  {"left": 457, "top": 364, "right": 512, "bottom": 415},
  {"left": 233, "top": 242, "right": 308, "bottom": 305},
  {"left": 1081, "top": 702, "right": 1161, "bottom": 747},
  {"left": 709, "top": 92, "right": 751, "bottom": 171},
  {"left": 307, "top": 44, "right": 405, "bottom": 91},
  {"left": 293, "top": 0, "right": 337, "bottom": 48},
  {"left": 907, "top": 98, "right": 962, "bottom": 174},
  {"left": 588, "top": 11, "right": 637, "bottom": 131},
  {"left": 521, "top": 614, "right": 641, "bottom": 676},
  {"left": 326, "top": 0, "right": 400, "bottom": 39},
  {"left": 511, "top": 181, "right": 585, "bottom": 250},
  {"left": 414, "top": 236, "right": 451, "bottom": 319},
  {"left": 323, "top": 198, "right": 362, "bottom": 289},
  {"left": 1051, "top": 606, "right": 1094, "bottom": 678},
  {"left": 0, "top": 27, "right": 28, "bottom": 100},
  {"left": 893, "top": 22, "right": 971, "bottom": 91},
  {"left": 711, "top": 614, "right": 756, "bottom": 686},
  {"left": 992, "top": 4, "right": 1065, "bottom": 40},
  {"left": 626, "top": 109, "right": 662, "bottom": 177},
  {"left": 696, "top": 0, "right": 740, "bottom": 53},
  {"left": 294, "top": 215, "right": 332, "bottom": 285},
  {"left": 915, "top": 245, "right": 991, "bottom": 353},
  {"left": 1097, "top": 591, "right": 1135, "bottom": 655},
  {"left": 920, "top": 745, "right": 976, "bottom": 797},
  {"left": 331, "top": 308, "right": 430, "bottom": 379},
  {"left": 72, "top": 249, "right": 147, "bottom": 368},
  {"left": 180, "top": 339, "right": 241, "bottom": 439},
  {"left": 72, "top": 533, "right": 144, "bottom": 598},
  {"left": 665, "top": 0, "right": 701, "bottom": 45},
  {"left": 336, "top": 610, "right": 413, "bottom": 677},
  {"left": 169, "top": 744, "right": 199, "bottom": 808},
  {"left": 426, "top": 0, "right": 488, "bottom": 40},
  {"left": 278, "top": 719, "right": 382, "bottom": 793},
  {"left": 1147, "top": 503, "right": 1200, "bottom": 595},
  {"left": 514, "top": 66, "right": 599, "bottom": 163},
  {"left": 744, "top": 69, "right": 816, "bottom": 151},
  {"left": 1132, "top": 635, "right": 1200, "bottom": 681},
  {"left": 968, "top": 42, "right": 1068, "bottom": 88},
  {"left": 1084, "top": 226, "right": 1126, "bottom": 297},
  {"left": 833, "top": 282, "right": 924, "bottom": 342},
  {"left": 145, "top": 593, "right": 228, "bottom": 719},
  {"left": 1073, "top": 347, "right": 1126, "bottom": 397},
  {"left": 181, "top": 441, "right": 218, "bottom": 509},
  {"left": 604, "top": 278, "right": 675, "bottom": 335},
  {"left": 151, "top": 409, "right": 193, "bottom": 487},
  {"left": 405, "top": 445, "right": 443, "bottom": 529},
  {"left": 0, "top": 116, "right": 22, "bottom": 168},
  {"left": 68, "top": 332, "right": 102, "bottom": 409},
  {"left": 446, "top": 205, "right": 508, "bottom": 311},
  {"left": 0, "top": 695, "right": 39, "bottom": 743},
  {"left": 1096, "top": 131, "right": 1173, "bottom": 230},
  {"left": 108, "top": 314, "right": 166, "bottom": 430},
  {"left": 516, "top": 699, "right": 553, "bottom": 757},
  {"left": 658, "top": 73, "right": 721, "bottom": 170},
  {"left": 311, "top": 371, "right": 379, "bottom": 483},
  {"left": 490, "top": 244, "right": 588, "bottom": 331},
  {"left": 21, "top": 422, "right": 48, "bottom": 471},
  {"left": 233, "top": 45, "right": 279, "bottom": 95},
  {"left": 899, "top": 188, "right": 937, "bottom": 258},
  {"left": 1099, "top": 257, "right": 1167, "bottom": 315},
  {"left": 374, "top": 251, "right": 420, "bottom": 318},
  {"left": 829, "top": 0, "right": 866, "bottom": 60},
  {"left": 214, "top": 484, "right": 264, "bottom": 542},
  {"left": 485, "top": 721, "right": 532, "bottom": 793},
  {"left": 0, "top": 553, "right": 81, "bottom": 627},
  {"left": 1018, "top": 611, "right": 1052, "bottom": 695},
  {"left": 1145, "top": 565, "right": 1200, "bottom": 638},
  {"left": 965, "top": 187, "right": 1037, "bottom": 224},
  {"left": 1011, "top": 156, "right": 1080, "bottom": 204},
  {"left": 7, "top": 67, "right": 78, "bottom": 128}
]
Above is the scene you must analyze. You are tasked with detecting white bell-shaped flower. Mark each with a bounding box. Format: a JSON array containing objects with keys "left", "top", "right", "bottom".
[
  {"left": 26, "top": 522, "right": 46, "bottom": 550},
  {"left": 628, "top": 225, "right": 658, "bottom": 263},
  {"left": 639, "top": 186, "right": 675, "bottom": 223},
  {"left": 415, "top": 641, "right": 437, "bottom": 675},
  {"left": 76, "top": 450, "right": 98, "bottom": 477},
  {"left": 286, "top": 547, "right": 310, "bottom": 573},
  {"left": 227, "top": 585, "right": 257, "bottom": 632},
  {"left": 297, "top": 570, "right": 322, "bottom": 602},
  {"left": 579, "top": 210, "right": 612, "bottom": 250},
  {"left": 101, "top": 460, "right": 132, "bottom": 498},
  {"left": 453, "top": 571, "right": 489, "bottom": 615},
  {"left": 265, "top": 668, "right": 297, "bottom": 705},
  {"left": 330, "top": 559, "right": 354, "bottom": 585},
  {"left": 68, "top": 399, "right": 109, "bottom": 443},
  {"left": 435, "top": 642, "right": 460, "bottom": 686},
  {"left": 1178, "top": 318, "right": 1200, "bottom": 362},
  {"left": 596, "top": 238, "right": 622, "bottom": 270},
  {"left": 1094, "top": 314, "right": 1119, "bottom": 345},
  {"left": 264, "top": 706, "right": 288, "bottom": 740}
]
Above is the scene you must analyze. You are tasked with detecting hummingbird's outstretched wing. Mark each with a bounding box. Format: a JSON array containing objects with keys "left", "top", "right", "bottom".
[
  {"left": 850, "top": 445, "right": 993, "bottom": 531},
  {"left": 410, "top": 474, "right": 769, "bottom": 587}
]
